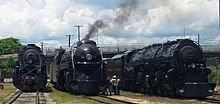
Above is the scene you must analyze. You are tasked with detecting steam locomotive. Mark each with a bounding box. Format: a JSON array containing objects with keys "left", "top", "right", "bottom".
[
  {"left": 50, "top": 40, "right": 105, "bottom": 94},
  {"left": 105, "top": 39, "right": 216, "bottom": 98},
  {"left": 13, "top": 44, "right": 47, "bottom": 91}
]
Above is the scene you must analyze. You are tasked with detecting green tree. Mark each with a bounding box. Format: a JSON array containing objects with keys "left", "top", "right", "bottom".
[
  {"left": 208, "top": 67, "right": 220, "bottom": 85},
  {"left": 0, "top": 61, "right": 9, "bottom": 70},
  {"left": 0, "top": 37, "right": 22, "bottom": 55},
  {"left": 0, "top": 58, "right": 17, "bottom": 70},
  {"left": 0, "top": 37, "right": 22, "bottom": 70}
]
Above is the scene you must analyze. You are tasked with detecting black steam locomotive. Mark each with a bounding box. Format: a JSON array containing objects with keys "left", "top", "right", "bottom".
[
  {"left": 105, "top": 39, "right": 216, "bottom": 98},
  {"left": 50, "top": 40, "right": 105, "bottom": 94},
  {"left": 13, "top": 44, "right": 47, "bottom": 91}
]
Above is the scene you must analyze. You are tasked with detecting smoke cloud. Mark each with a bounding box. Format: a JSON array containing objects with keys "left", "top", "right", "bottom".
[
  {"left": 83, "top": 0, "right": 218, "bottom": 45},
  {"left": 83, "top": 20, "right": 108, "bottom": 40},
  {"left": 114, "top": 0, "right": 141, "bottom": 24},
  {"left": 83, "top": 0, "right": 142, "bottom": 40}
]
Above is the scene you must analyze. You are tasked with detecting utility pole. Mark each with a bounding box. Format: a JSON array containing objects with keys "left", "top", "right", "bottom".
[
  {"left": 198, "top": 34, "right": 200, "bottom": 45},
  {"left": 97, "top": 33, "right": 98, "bottom": 44},
  {"left": 66, "top": 35, "right": 74, "bottom": 47},
  {"left": 184, "top": 20, "right": 186, "bottom": 39},
  {"left": 40, "top": 42, "right": 45, "bottom": 54},
  {"left": 74, "top": 25, "right": 83, "bottom": 41}
]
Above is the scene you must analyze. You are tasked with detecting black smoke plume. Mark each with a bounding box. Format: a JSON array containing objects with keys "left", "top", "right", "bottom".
[
  {"left": 114, "top": 0, "right": 141, "bottom": 24},
  {"left": 83, "top": 20, "right": 108, "bottom": 40},
  {"left": 83, "top": 0, "right": 141, "bottom": 40}
]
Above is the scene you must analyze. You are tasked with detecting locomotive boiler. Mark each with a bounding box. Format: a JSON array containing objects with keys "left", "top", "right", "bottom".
[
  {"left": 13, "top": 44, "right": 47, "bottom": 91},
  {"left": 50, "top": 40, "right": 105, "bottom": 94},
  {"left": 106, "top": 39, "right": 216, "bottom": 98}
]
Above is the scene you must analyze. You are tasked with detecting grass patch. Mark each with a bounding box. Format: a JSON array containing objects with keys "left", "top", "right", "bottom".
[
  {"left": 208, "top": 67, "right": 220, "bottom": 85},
  {"left": 0, "top": 83, "right": 17, "bottom": 103},
  {"left": 48, "top": 83, "right": 123, "bottom": 104}
]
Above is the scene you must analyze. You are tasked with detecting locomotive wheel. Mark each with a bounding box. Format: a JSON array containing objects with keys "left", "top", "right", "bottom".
[
  {"left": 163, "top": 90, "right": 169, "bottom": 96},
  {"left": 57, "top": 82, "right": 61, "bottom": 90},
  {"left": 127, "top": 81, "right": 134, "bottom": 91},
  {"left": 149, "top": 87, "right": 157, "bottom": 94},
  {"left": 164, "top": 89, "right": 174, "bottom": 97},
  {"left": 157, "top": 86, "right": 165, "bottom": 96},
  {"left": 57, "top": 78, "right": 65, "bottom": 91},
  {"left": 159, "top": 84, "right": 167, "bottom": 96},
  {"left": 143, "top": 87, "right": 151, "bottom": 94},
  {"left": 140, "top": 86, "right": 145, "bottom": 93},
  {"left": 150, "top": 89, "right": 156, "bottom": 94},
  {"left": 64, "top": 71, "right": 70, "bottom": 91},
  {"left": 73, "top": 89, "right": 78, "bottom": 94},
  {"left": 169, "top": 90, "right": 175, "bottom": 97}
]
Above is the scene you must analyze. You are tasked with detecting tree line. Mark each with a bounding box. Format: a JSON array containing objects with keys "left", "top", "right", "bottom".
[{"left": 0, "top": 37, "right": 22, "bottom": 70}]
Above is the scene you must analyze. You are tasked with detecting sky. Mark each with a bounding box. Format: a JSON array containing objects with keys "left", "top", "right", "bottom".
[{"left": 0, "top": 0, "right": 219, "bottom": 50}]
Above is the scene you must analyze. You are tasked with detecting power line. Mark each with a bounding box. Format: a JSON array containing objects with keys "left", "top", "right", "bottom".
[
  {"left": 66, "top": 35, "right": 74, "bottom": 47},
  {"left": 74, "top": 25, "right": 83, "bottom": 41}
]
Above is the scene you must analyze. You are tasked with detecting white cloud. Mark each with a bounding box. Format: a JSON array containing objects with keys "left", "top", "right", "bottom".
[
  {"left": 26, "top": 0, "right": 46, "bottom": 9},
  {"left": 0, "top": 0, "right": 96, "bottom": 44},
  {"left": 0, "top": 0, "right": 218, "bottom": 50},
  {"left": 213, "top": 32, "right": 220, "bottom": 44},
  {"left": 131, "top": 0, "right": 217, "bottom": 34}
]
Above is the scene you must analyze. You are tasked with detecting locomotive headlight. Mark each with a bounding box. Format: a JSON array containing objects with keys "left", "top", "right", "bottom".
[
  {"left": 86, "top": 54, "right": 92, "bottom": 60},
  {"left": 191, "top": 63, "right": 196, "bottom": 69}
]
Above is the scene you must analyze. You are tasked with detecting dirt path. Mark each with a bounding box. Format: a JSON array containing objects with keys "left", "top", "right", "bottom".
[{"left": 106, "top": 91, "right": 215, "bottom": 104}]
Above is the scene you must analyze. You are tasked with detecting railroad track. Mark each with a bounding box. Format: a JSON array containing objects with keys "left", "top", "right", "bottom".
[
  {"left": 2, "top": 90, "right": 23, "bottom": 104},
  {"left": 98, "top": 95, "right": 137, "bottom": 104},
  {"left": 80, "top": 94, "right": 136, "bottom": 104},
  {"left": 3, "top": 91, "right": 46, "bottom": 104},
  {"left": 201, "top": 93, "right": 220, "bottom": 104}
]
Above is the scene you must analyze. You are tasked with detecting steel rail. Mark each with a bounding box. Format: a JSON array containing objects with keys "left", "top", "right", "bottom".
[
  {"left": 36, "top": 91, "right": 39, "bottom": 104},
  {"left": 3, "top": 90, "right": 22, "bottom": 104}
]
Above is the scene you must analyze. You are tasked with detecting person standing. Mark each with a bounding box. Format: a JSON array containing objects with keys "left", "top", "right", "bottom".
[
  {"left": 116, "top": 78, "right": 120, "bottom": 95},
  {"left": 110, "top": 75, "right": 120, "bottom": 95},
  {"left": 0, "top": 78, "right": 4, "bottom": 89},
  {"left": 102, "top": 79, "right": 112, "bottom": 95}
]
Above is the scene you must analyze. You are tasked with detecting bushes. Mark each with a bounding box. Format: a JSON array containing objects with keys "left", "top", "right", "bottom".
[
  {"left": 207, "top": 57, "right": 220, "bottom": 84},
  {"left": 208, "top": 67, "right": 220, "bottom": 85},
  {"left": 0, "top": 58, "right": 17, "bottom": 71},
  {"left": 0, "top": 37, "right": 21, "bottom": 71},
  {"left": 206, "top": 57, "right": 220, "bottom": 70},
  {"left": 0, "top": 37, "right": 22, "bottom": 55}
]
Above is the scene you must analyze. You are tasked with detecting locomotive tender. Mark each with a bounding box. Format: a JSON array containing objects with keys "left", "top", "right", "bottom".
[
  {"left": 105, "top": 39, "right": 216, "bottom": 98},
  {"left": 13, "top": 44, "right": 47, "bottom": 91},
  {"left": 50, "top": 40, "right": 105, "bottom": 94}
]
